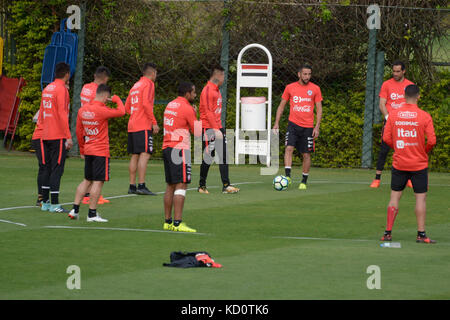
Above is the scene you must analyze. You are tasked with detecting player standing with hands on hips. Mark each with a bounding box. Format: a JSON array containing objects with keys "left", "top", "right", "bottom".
[
  {"left": 370, "top": 61, "right": 414, "bottom": 188},
  {"left": 272, "top": 65, "right": 322, "bottom": 190},
  {"left": 162, "top": 82, "right": 199, "bottom": 233},
  {"left": 380, "top": 84, "right": 436, "bottom": 243}
]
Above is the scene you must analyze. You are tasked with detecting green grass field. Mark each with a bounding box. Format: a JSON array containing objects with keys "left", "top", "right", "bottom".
[{"left": 0, "top": 152, "right": 449, "bottom": 300}]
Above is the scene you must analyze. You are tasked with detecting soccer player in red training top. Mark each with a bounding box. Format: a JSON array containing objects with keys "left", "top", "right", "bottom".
[
  {"left": 198, "top": 65, "right": 239, "bottom": 194},
  {"left": 31, "top": 96, "right": 45, "bottom": 207},
  {"left": 38, "top": 62, "right": 73, "bottom": 213},
  {"left": 162, "top": 82, "right": 199, "bottom": 233},
  {"left": 272, "top": 65, "right": 323, "bottom": 190},
  {"left": 69, "top": 84, "right": 125, "bottom": 222},
  {"left": 381, "top": 84, "right": 436, "bottom": 243},
  {"left": 370, "top": 61, "right": 414, "bottom": 188},
  {"left": 125, "top": 63, "right": 160, "bottom": 195},
  {"left": 80, "top": 66, "right": 111, "bottom": 205}
]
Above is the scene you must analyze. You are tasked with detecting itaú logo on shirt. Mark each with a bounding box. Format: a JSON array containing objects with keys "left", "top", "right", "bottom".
[
  {"left": 43, "top": 101, "right": 52, "bottom": 109},
  {"left": 293, "top": 96, "right": 312, "bottom": 103},
  {"left": 84, "top": 127, "right": 99, "bottom": 136},
  {"left": 398, "top": 111, "right": 417, "bottom": 119},
  {"left": 390, "top": 93, "right": 404, "bottom": 100},
  {"left": 293, "top": 105, "right": 311, "bottom": 112},
  {"left": 397, "top": 128, "right": 417, "bottom": 138},
  {"left": 164, "top": 117, "right": 174, "bottom": 126},
  {"left": 82, "top": 111, "right": 95, "bottom": 119}
]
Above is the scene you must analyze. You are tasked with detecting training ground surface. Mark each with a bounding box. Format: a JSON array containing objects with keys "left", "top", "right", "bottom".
[{"left": 0, "top": 152, "right": 449, "bottom": 300}]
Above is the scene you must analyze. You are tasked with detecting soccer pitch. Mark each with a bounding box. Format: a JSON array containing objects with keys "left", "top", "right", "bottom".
[{"left": 0, "top": 153, "right": 449, "bottom": 300}]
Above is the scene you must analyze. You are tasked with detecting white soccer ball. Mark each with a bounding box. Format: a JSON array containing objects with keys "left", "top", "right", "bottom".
[{"left": 273, "top": 175, "right": 289, "bottom": 191}]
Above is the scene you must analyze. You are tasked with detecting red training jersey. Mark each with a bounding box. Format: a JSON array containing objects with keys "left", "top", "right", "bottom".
[
  {"left": 199, "top": 81, "right": 222, "bottom": 129},
  {"left": 379, "top": 78, "right": 414, "bottom": 114},
  {"left": 162, "top": 96, "right": 198, "bottom": 150},
  {"left": 281, "top": 81, "right": 322, "bottom": 128},
  {"left": 32, "top": 101, "right": 44, "bottom": 140},
  {"left": 80, "top": 82, "right": 98, "bottom": 107},
  {"left": 38, "top": 78, "right": 71, "bottom": 140},
  {"left": 125, "top": 76, "right": 158, "bottom": 132},
  {"left": 76, "top": 96, "right": 125, "bottom": 157},
  {"left": 383, "top": 103, "right": 436, "bottom": 171}
]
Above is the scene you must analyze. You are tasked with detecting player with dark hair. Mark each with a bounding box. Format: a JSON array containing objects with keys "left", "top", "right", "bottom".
[
  {"left": 80, "top": 66, "right": 111, "bottom": 205},
  {"left": 125, "top": 63, "right": 159, "bottom": 195},
  {"left": 38, "top": 62, "right": 72, "bottom": 213},
  {"left": 370, "top": 60, "right": 414, "bottom": 188},
  {"left": 198, "top": 65, "right": 239, "bottom": 194},
  {"left": 272, "top": 64, "right": 323, "bottom": 190},
  {"left": 162, "top": 82, "right": 199, "bottom": 232},
  {"left": 69, "top": 84, "right": 125, "bottom": 222},
  {"left": 380, "top": 84, "right": 436, "bottom": 243}
]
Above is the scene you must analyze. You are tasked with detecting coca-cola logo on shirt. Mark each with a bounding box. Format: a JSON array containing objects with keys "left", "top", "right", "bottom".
[
  {"left": 398, "top": 111, "right": 417, "bottom": 119},
  {"left": 82, "top": 111, "right": 95, "bottom": 119},
  {"left": 82, "top": 88, "right": 92, "bottom": 96}
]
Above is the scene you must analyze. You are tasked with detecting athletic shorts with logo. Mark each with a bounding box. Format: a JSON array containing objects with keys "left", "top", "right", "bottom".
[
  {"left": 84, "top": 155, "right": 110, "bottom": 182},
  {"left": 391, "top": 167, "right": 428, "bottom": 193},
  {"left": 127, "top": 130, "right": 153, "bottom": 154},
  {"left": 285, "top": 121, "right": 314, "bottom": 153},
  {"left": 163, "top": 147, "right": 192, "bottom": 184}
]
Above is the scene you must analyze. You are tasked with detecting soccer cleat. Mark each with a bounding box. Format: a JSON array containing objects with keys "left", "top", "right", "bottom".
[
  {"left": 163, "top": 222, "right": 173, "bottom": 231},
  {"left": 97, "top": 195, "right": 110, "bottom": 204},
  {"left": 41, "top": 200, "right": 50, "bottom": 212},
  {"left": 416, "top": 235, "right": 436, "bottom": 244},
  {"left": 370, "top": 179, "right": 381, "bottom": 188},
  {"left": 87, "top": 214, "right": 108, "bottom": 222},
  {"left": 172, "top": 222, "right": 196, "bottom": 233},
  {"left": 286, "top": 176, "right": 292, "bottom": 186},
  {"left": 36, "top": 197, "right": 43, "bottom": 207},
  {"left": 380, "top": 233, "right": 392, "bottom": 241},
  {"left": 68, "top": 209, "right": 79, "bottom": 220},
  {"left": 128, "top": 187, "right": 137, "bottom": 194},
  {"left": 82, "top": 196, "right": 90, "bottom": 204},
  {"left": 406, "top": 180, "right": 413, "bottom": 188},
  {"left": 198, "top": 186, "right": 209, "bottom": 194},
  {"left": 136, "top": 187, "right": 156, "bottom": 195},
  {"left": 222, "top": 185, "right": 240, "bottom": 194},
  {"left": 299, "top": 183, "right": 307, "bottom": 190},
  {"left": 49, "top": 204, "right": 70, "bottom": 213}
]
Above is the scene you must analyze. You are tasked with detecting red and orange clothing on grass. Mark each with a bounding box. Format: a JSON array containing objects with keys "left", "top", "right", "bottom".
[
  {"left": 76, "top": 96, "right": 125, "bottom": 158},
  {"left": 125, "top": 76, "right": 158, "bottom": 132},
  {"left": 281, "top": 81, "right": 322, "bottom": 128},
  {"left": 162, "top": 96, "right": 197, "bottom": 150},
  {"left": 383, "top": 103, "right": 436, "bottom": 172},
  {"left": 199, "top": 81, "right": 222, "bottom": 130},
  {"left": 379, "top": 78, "right": 414, "bottom": 114}
]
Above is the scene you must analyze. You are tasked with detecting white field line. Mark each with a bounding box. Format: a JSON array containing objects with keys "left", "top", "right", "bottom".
[
  {"left": 42, "top": 225, "right": 209, "bottom": 236},
  {"left": 0, "top": 219, "right": 27, "bottom": 227},
  {"left": 0, "top": 181, "right": 263, "bottom": 212},
  {"left": 273, "top": 236, "right": 373, "bottom": 242}
]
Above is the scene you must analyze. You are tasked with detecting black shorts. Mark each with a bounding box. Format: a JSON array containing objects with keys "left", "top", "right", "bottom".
[
  {"left": 163, "top": 147, "right": 192, "bottom": 184},
  {"left": 127, "top": 130, "right": 153, "bottom": 154},
  {"left": 285, "top": 121, "right": 314, "bottom": 153},
  {"left": 391, "top": 167, "right": 428, "bottom": 193},
  {"left": 84, "top": 155, "right": 110, "bottom": 182}
]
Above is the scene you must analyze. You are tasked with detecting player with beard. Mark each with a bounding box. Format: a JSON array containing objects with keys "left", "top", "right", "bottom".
[{"left": 272, "top": 65, "right": 323, "bottom": 190}]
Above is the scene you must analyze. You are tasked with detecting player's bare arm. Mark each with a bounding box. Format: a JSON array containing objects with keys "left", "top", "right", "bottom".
[
  {"left": 379, "top": 97, "right": 388, "bottom": 119},
  {"left": 272, "top": 99, "right": 287, "bottom": 131},
  {"left": 313, "top": 101, "right": 322, "bottom": 139}
]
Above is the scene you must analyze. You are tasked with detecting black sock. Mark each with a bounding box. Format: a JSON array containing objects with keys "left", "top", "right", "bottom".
[
  {"left": 384, "top": 230, "right": 392, "bottom": 235},
  {"left": 301, "top": 173, "right": 309, "bottom": 184},
  {"left": 51, "top": 192, "right": 59, "bottom": 205},
  {"left": 84, "top": 193, "right": 90, "bottom": 197},
  {"left": 129, "top": 184, "right": 136, "bottom": 190},
  {"left": 418, "top": 231, "right": 426, "bottom": 237},
  {"left": 88, "top": 208, "right": 97, "bottom": 218},
  {"left": 174, "top": 220, "right": 182, "bottom": 227},
  {"left": 73, "top": 204, "right": 80, "bottom": 213},
  {"left": 138, "top": 183, "right": 146, "bottom": 189},
  {"left": 285, "top": 167, "right": 291, "bottom": 177},
  {"left": 375, "top": 174, "right": 381, "bottom": 180},
  {"left": 165, "top": 218, "right": 172, "bottom": 224},
  {"left": 42, "top": 187, "right": 50, "bottom": 202}
]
